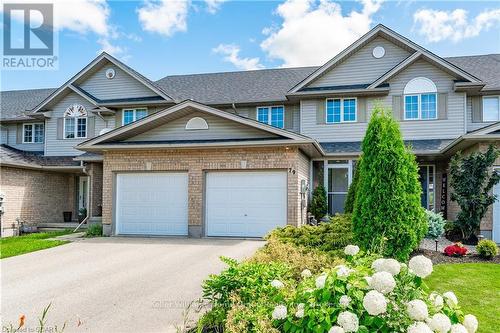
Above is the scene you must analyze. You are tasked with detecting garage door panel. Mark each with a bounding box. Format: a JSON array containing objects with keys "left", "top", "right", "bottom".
[
  {"left": 206, "top": 171, "right": 287, "bottom": 237},
  {"left": 116, "top": 173, "right": 188, "bottom": 236}
]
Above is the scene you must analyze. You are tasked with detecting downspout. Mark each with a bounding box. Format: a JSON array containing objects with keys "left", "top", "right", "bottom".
[{"left": 231, "top": 103, "right": 237, "bottom": 115}]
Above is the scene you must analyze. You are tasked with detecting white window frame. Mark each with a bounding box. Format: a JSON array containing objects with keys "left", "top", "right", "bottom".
[
  {"left": 255, "top": 105, "right": 285, "bottom": 129},
  {"left": 403, "top": 93, "right": 438, "bottom": 120},
  {"left": 325, "top": 97, "right": 357, "bottom": 124},
  {"left": 122, "top": 108, "right": 148, "bottom": 126},
  {"left": 482, "top": 96, "right": 500, "bottom": 122},
  {"left": 419, "top": 164, "right": 436, "bottom": 211},
  {"left": 22, "top": 123, "right": 44, "bottom": 143},
  {"left": 64, "top": 117, "right": 87, "bottom": 139}
]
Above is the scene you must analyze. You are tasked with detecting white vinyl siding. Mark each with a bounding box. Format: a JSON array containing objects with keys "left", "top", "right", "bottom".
[
  {"left": 77, "top": 63, "right": 159, "bottom": 100},
  {"left": 307, "top": 36, "right": 411, "bottom": 88}
]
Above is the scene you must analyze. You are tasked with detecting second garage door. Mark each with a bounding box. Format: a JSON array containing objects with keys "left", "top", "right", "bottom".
[
  {"left": 205, "top": 171, "right": 287, "bottom": 237},
  {"left": 115, "top": 172, "right": 188, "bottom": 236}
]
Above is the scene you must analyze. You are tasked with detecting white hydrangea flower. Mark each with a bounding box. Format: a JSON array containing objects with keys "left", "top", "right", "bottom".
[
  {"left": 295, "top": 303, "right": 305, "bottom": 318},
  {"left": 443, "top": 291, "right": 458, "bottom": 308},
  {"left": 409, "top": 256, "right": 433, "bottom": 278},
  {"left": 450, "top": 324, "right": 468, "bottom": 333},
  {"left": 328, "top": 326, "right": 345, "bottom": 333},
  {"left": 407, "top": 322, "right": 433, "bottom": 333},
  {"left": 301, "top": 269, "right": 312, "bottom": 278},
  {"left": 344, "top": 245, "right": 360, "bottom": 256},
  {"left": 316, "top": 274, "right": 327, "bottom": 289},
  {"left": 337, "top": 311, "right": 359, "bottom": 333},
  {"left": 363, "top": 290, "right": 387, "bottom": 315},
  {"left": 407, "top": 299, "right": 429, "bottom": 321},
  {"left": 271, "top": 279, "right": 284, "bottom": 289},
  {"left": 381, "top": 258, "right": 401, "bottom": 275},
  {"left": 371, "top": 258, "right": 386, "bottom": 272},
  {"left": 364, "top": 276, "right": 373, "bottom": 288},
  {"left": 370, "top": 271, "right": 396, "bottom": 294},
  {"left": 339, "top": 295, "right": 351, "bottom": 308},
  {"left": 429, "top": 293, "right": 444, "bottom": 309},
  {"left": 335, "top": 265, "right": 352, "bottom": 278},
  {"left": 428, "top": 313, "right": 452, "bottom": 333},
  {"left": 463, "top": 314, "right": 478, "bottom": 333},
  {"left": 272, "top": 305, "right": 287, "bottom": 320}
]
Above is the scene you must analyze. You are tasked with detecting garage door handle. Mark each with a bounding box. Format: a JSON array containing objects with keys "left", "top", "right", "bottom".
[{"left": 244, "top": 214, "right": 248, "bottom": 217}]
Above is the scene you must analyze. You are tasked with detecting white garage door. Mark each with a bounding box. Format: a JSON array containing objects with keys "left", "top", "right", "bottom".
[
  {"left": 205, "top": 171, "right": 287, "bottom": 237},
  {"left": 115, "top": 172, "right": 188, "bottom": 236}
]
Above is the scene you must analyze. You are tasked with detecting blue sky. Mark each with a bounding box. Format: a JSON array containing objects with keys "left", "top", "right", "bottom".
[{"left": 1, "top": 0, "right": 499, "bottom": 91}]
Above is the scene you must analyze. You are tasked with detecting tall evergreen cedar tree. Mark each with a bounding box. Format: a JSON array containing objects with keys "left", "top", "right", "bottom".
[
  {"left": 450, "top": 145, "right": 500, "bottom": 240},
  {"left": 353, "top": 107, "right": 427, "bottom": 261},
  {"left": 310, "top": 184, "right": 328, "bottom": 220}
]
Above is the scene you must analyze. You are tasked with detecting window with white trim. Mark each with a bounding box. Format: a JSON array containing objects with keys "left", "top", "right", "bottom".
[
  {"left": 403, "top": 77, "right": 437, "bottom": 120},
  {"left": 326, "top": 98, "right": 357, "bottom": 123},
  {"left": 23, "top": 123, "right": 44, "bottom": 143},
  {"left": 64, "top": 104, "right": 87, "bottom": 139},
  {"left": 483, "top": 96, "right": 500, "bottom": 121},
  {"left": 123, "top": 108, "right": 148, "bottom": 125},
  {"left": 256, "top": 106, "right": 284, "bottom": 128}
]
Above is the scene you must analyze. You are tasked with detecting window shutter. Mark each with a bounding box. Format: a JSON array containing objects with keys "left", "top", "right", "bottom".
[
  {"left": 87, "top": 117, "right": 95, "bottom": 138},
  {"left": 248, "top": 107, "right": 256, "bottom": 120},
  {"left": 16, "top": 124, "right": 23, "bottom": 143},
  {"left": 357, "top": 98, "right": 366, "bottom": 122},
  {"left": 57, "top": 118, "right": 64, "bottom": 139},
  {"left": 284, "top": 106, "right": 294, "bottom": 129},
  {"left": 316, "top": 100, "right": 326, "bottom": 124},
  {"left": 471, "top": 96, "right": 483, "bottom": 122},
  {"left": 392, "top": 95, "right": 402, "bottom": 120},
  {"left": 438, "top": 93, "right": 448, "bottom": 120}
]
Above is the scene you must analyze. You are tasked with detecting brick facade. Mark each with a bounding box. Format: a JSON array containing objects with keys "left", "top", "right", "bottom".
[
  {"left": 102, "top": 146, "right": 310, "bottom": 236},
  {"left": 87, "top": 162, "right": 103, "bottom": 217},
  {"left": 0, "top": 166, "right": 77, "bottom": 234}
]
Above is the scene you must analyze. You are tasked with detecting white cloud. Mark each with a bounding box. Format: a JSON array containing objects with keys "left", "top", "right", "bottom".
[
  {"left": 137, "top": 0, "right": 190, "bottom": 37},
  {"left": 205, "top": 0, "right": 227, "bottom": 14},
  {"left": 260, "top": 0, "right": 384, "bottom": 67},
  {"left": 414, "top": 8, "right": 500, "bottom": 43},
  {"left": 213, "top": 44, "right": 264, "bottom": 70}
]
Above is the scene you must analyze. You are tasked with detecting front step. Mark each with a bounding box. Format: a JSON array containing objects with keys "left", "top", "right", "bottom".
[{"left": 38, "top": 222, "right": 88, "bottom": 231}]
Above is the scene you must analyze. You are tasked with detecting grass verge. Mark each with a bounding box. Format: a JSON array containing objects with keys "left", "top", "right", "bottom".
[
  {"left": 425, "top": 263, "right": 500, "bottom": 333},
  {"left": 1, "top": 230, "right": 73, "bottom": 259}
]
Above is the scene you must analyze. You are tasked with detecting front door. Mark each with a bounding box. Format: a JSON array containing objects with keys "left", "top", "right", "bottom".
[
  {"left": 78, "top": 176, "right": 89, "bottom": 211},
  {"left": 325, "top": 161, "right": 352, "bottom": 215}
]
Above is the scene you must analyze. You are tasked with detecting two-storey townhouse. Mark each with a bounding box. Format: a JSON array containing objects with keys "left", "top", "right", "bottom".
[{"left": 1, "top": 25, "right": 499, "bottom": 241}]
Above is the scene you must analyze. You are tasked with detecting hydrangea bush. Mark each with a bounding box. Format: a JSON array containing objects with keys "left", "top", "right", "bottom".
[{"left": 268, "top": 246, "right": 477, "bottom": 333}]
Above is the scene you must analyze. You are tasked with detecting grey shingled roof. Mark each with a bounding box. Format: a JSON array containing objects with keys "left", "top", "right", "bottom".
[
  {"left": 320, "top": 139, "right": 454, "bottom": 154},
  {"left": 0, "top": 88, "right": 56, "bottom": 121},
  {"left": 0, "top": 144, "right": 80, "bottom": 168},
  {"left": 445, "top": 54, "right": 500, "bottom": 91},
  {"left": 155, "top": 67, "right": 318, "bottom": 104}
]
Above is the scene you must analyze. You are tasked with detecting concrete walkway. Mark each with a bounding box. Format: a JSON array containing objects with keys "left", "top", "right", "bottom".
[{"left": 1, "top": 237, "right": 264, "bottom": 332}]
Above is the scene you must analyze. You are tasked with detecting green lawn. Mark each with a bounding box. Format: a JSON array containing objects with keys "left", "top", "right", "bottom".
[
  {"left": 425, "top": 263, "right": 500, "bottom": 333},
  {"left": 0, "top": 230, "right": 73, "bottom": 259}
]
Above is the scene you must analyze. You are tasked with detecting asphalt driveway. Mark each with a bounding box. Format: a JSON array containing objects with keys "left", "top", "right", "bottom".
[{"left": 1, "top": 237, "right": 264, "bottom": 332}]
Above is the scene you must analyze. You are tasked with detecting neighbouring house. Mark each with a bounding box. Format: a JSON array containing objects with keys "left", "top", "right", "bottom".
[{"left": 1, "top": 25, "right": 500, "bottom": 241}]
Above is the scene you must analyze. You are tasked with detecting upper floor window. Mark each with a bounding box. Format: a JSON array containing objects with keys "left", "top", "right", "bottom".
[
  {"left": 483, "top": 96, "right": 500, "bottom": 121},
  {"left": 326, "top": 98, "right": 357, "bottom": 123},
  {"left": 257, "top": 106, "right": 284, "bottom": 128},
  {"left": 23, "top": 123, "right": 44, "bottom": 143},
  {"left": 403, "top": 77, "right": 437, "bottom": 120},
  {"left": 64, "top": 104, "right": 87, "bottom": 139},
  {"left": 123, "top": 108, "right": 148, "bottom": 125}
]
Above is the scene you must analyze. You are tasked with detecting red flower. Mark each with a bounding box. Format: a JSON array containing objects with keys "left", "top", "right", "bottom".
[{"left": 444, "top": 243, "right": 468, "bottom": 257}]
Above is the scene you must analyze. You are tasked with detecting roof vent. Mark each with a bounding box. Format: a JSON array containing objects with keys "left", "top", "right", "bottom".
[
  {"left": 185, "top": 117, "right": 208, "bottom": 130},
  {"left": 372, "top": 46, "right": 385, "bottom": 59}
]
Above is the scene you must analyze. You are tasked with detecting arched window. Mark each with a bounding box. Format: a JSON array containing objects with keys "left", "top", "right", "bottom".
[
  {"left": 185, "top": 117, "right": 208, "bottom": 130},
  {"left": 403, "top": 77, "right": 437, "bottom": 120},
  {"left": 64, "top": 104, "right": 87, "bottom": 139}
]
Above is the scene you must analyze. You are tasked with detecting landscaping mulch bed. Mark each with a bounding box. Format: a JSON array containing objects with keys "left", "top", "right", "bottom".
[{"left": 412, "top": 249, "right": 500, "bottom": 265}]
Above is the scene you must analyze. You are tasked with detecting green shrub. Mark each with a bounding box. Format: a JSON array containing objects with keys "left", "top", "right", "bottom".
[
  {"left": 476, "top": 239, "right": 498, "bottom": 258},
  {"left": 353, "top": 106, "right": 427, "bottom": 261},
  {"left": 425, "top": 210, "right": 446, "bottom": 239},
  {"left": 268, "top": 214, "right": 353, "bottom": 255},
  {"left": 85, "top": 223, "right": 103, "bottom": 237},
  {"left": 309, "top": 185, "right": 327, "bottom": 220},
  {"left": 450, "top": 145, "right": 500, "bottom": 240},
  {"left": 344, "top": 158, "right": 361, "bottom": 214}
]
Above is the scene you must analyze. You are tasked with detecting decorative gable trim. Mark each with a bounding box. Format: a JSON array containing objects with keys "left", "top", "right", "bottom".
[{"left": 30, "top": 52, "right": 173, "bottom": 113}]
